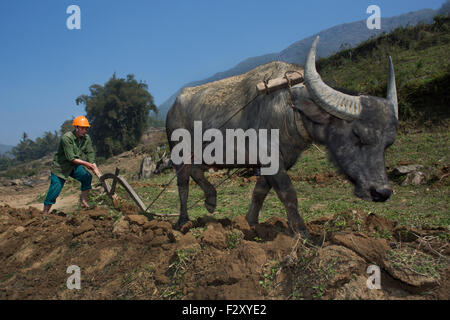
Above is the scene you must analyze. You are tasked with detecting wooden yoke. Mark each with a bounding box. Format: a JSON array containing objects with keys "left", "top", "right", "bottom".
[{"left": 256, "top": 71, "right": 304, "bottom": 95}]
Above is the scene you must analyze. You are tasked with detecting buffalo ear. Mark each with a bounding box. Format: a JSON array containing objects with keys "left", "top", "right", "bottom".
[{"left": 293, "top": 97, "right": 331, "bottom": 125}]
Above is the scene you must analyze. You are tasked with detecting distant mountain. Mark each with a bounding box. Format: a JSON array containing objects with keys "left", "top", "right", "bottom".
[
  {"left": 157, "top": 7, "right": 438, "bottom": 119},
  {"left": 438, "top": 0, "right": 450, "bottom": 15},
  {"left": 0, "top": 144, "right": 13, "bottom": 156}
]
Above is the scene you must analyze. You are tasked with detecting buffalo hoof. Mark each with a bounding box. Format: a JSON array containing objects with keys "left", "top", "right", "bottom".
[
  {"left": 288, "top": 225, "right": 313, "bottom": 242},
  {"left": 174, "top": 217, "right": 190, "bottom": 231},
  {"left": 245, "top": 215, "right": 258, "bottom": 227},
  {"left": 298, "top": 229, "right": 313, "bottom": 241},
  {"left": 205, "top": 195, "right": 216, "bottom": 213}
]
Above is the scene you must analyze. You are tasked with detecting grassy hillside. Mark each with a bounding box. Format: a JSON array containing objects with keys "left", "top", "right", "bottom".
[{"left": 318, "top": 15, "right": 450, "bottom": 127}]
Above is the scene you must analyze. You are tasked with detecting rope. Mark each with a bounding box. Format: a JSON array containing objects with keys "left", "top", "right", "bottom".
[
  {"left": 144, "top": 170, "right": 179, "bottom": 214},
  {"left": 187, "top": 167, "right": 247, "bottom": 210},
  {"left": 216, "top": 94, "right": 260, "bottom": 130},
  {"left": 284, "top": 70, "right": 304, "bottom": 109}
]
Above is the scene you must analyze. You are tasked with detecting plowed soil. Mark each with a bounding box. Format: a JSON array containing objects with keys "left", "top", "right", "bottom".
[{"left": 0, "top": 205, "right": 448, "bottom": 300}]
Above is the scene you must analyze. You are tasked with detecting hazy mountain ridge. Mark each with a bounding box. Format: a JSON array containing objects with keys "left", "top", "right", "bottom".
[{"left": 157, "top": 8, "right": 437, "bottom": 119}]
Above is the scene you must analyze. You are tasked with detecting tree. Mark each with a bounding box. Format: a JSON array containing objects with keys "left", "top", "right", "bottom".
[
  {"left": 34, "top": 131, "right": 60, "bottom": 158},
  {"left": 147, "top": 114, "right": 165, "bottom": 128},
  {"left": 60, "top": 119, "right": 73, "bottom": 135},
  {"left": 76, "top": 74, "right": 157, "bottom": 158},
  {"left": 10, "top": 131, "right": 60, "bottom": 163},
  {"left": 0, "top": 154, "right": 14, "bottom": 171},
  {"left": 11, "top": 133, "right": 35, "bottom": 162}
]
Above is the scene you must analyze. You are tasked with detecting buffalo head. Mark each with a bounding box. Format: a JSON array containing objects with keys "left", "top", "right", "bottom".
[{"left": 304, "top": 36, "right": 398, "bottom": 202}]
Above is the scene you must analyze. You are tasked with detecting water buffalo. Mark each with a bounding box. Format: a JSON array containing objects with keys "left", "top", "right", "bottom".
[{"left": 166, "top": 36, "right": 398, "bottom": 239}]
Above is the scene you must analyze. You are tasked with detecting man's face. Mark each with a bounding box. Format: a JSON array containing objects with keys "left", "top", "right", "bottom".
[{"left": 75, "top": 126, "right": 89, "bottom": 137}]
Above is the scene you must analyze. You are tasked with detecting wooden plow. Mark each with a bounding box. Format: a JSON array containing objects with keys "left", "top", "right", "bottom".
[{"left": 96, "top": 168, "right": 177, "bottom": 217}]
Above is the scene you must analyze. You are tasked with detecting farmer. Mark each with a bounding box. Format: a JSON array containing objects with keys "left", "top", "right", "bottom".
[{"left": 42, "top": 116, "right": 100, "bottom": 215}]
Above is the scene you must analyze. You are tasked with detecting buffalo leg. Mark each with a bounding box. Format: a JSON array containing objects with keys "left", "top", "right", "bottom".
[
  {"left": 175, "top": 163, "right": 192, "bottom": 227},
  {"left": 266, "top": 170, "right": 311, "bottom": 239},
  {"left": 246, "top": 175, "right": 271, "bottom": 226},
  {"left": 190, "top": 166, "right": 217, "bottom": 213}
]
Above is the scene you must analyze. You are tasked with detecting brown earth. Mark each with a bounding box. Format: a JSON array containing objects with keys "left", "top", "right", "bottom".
[{"left": 0, "top": 205, "right": 448, "bottom": 300}]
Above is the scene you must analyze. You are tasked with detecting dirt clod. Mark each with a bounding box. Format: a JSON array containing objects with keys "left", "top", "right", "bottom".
[
  {"left": 112, "top": 217, "right": 129, "bottom": 236},
  {"left": 331, "top": 232, "right": 391, "bottom": 266},
  {"left": 201, "top": 223, "right": 227, "bottom": 249},
  {"left": 73, "top": 221, "right": 95, "bottom": 237},
  {"left": 127, "top": 214, "right": 148, "bottom": 226}
]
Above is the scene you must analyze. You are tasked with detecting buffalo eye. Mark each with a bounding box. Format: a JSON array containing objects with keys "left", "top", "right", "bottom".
[{"left": 352, "top": 129, "right": 367, "bottom": 147}]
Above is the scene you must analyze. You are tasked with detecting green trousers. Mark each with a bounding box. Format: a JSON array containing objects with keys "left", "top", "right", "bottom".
[{"left": 44, "top": 165, "right": 92, "bottom": 205}]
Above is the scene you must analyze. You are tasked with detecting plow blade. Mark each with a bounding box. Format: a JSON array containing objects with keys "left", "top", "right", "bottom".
[{"left": 99, "top": 171, "right": 147, "bottom": 212}]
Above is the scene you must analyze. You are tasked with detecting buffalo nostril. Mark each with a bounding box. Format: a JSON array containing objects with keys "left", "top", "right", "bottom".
[
  {"left": 379, "top": 188, "right": 392, "bottom": 199},
  {"left": 370, "top": 188, "right": 392, "bottom": 202}
]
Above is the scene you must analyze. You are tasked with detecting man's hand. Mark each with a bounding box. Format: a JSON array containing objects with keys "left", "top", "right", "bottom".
[
  {"left": 91, "top": 163, "right": 101, "bottom": 178},
  {"left": 72, "top": 159, "right": 101, "bottom": 177}
]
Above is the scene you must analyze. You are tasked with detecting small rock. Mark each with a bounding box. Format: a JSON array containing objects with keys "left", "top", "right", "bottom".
[
  {"left": 392, "top": 165, "right": 424, "bottom": 175},
  {"left": 14, "top": 226, "right": 26, "bottom": 234},
  {"left": 23, "top": 179, "right": 35, "bottom": 188},
  {"left": 139, "top": 157, "right": 156, "bottom": 179},
  {"left": 402, "top": 171, "right": 426, "bottom": 186},
  {"left": 10, "top": 179, "right": 21, "bottom": 186}
]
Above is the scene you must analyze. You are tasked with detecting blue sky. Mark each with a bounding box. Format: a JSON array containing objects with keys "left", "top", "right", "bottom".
[{"left": 0, "top": 0, "right": 445, "bottom": 146}]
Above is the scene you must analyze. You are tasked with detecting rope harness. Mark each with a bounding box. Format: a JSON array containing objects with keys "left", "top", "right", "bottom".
[{"left": 283, "top": 71, "right": 313, "bottom": 143}]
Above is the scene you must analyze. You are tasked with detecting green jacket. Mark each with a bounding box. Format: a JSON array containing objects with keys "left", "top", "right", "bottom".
[{"left": 51, "top": 131, "right": 96, "bottom": 179}]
